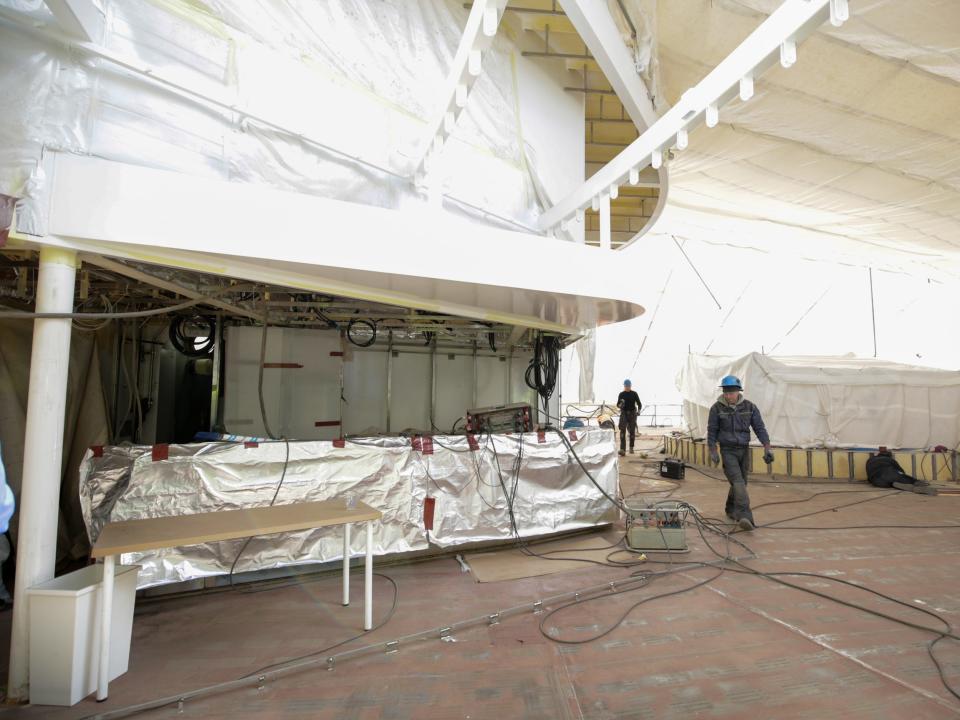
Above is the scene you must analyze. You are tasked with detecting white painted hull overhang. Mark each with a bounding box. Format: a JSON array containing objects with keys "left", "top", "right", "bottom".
[{"left": 11, "top": 153, "right": 643, "bottom": 333}]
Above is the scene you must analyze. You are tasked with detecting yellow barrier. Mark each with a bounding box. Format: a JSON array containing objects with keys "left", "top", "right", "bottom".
[{"left": 662, "top": 437, "right": 958, "bottom": 482}]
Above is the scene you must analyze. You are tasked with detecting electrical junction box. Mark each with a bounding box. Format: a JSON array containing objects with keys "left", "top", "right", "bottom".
[
  {"left": 465, "top": 403, "right": 533, "bottom": 434},
  {"left": 660, "top": 458, "right": 685, "bottom": 480},
  {"left": 624, "top": 502, "right": 688, "bottom": 552}
]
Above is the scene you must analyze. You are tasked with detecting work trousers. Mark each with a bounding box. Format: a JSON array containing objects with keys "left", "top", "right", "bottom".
[
  {"left": 720, "top": 446, "right": 754, "bottom": 524},
  {"left": 619, "top": 410, "right": 637, "bottom": 451}
]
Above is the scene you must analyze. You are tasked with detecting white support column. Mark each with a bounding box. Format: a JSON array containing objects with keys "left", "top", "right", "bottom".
[
  {"left": 364, "top": 521, "right": 373, "bottom": 631},
  {"left": 599, "top": 193, "right": 611, "bottom": 250},
  {"left": 97, "top": 554, "right": 115, "bottom": 701},
  {"left": 342, "top": 523, "right": 351, "bottom": 606},
  {"left": 7, "top": 246, "right": 78, "bottom": 702},
  {"left": 557, "top": 0, "right": 658, "bottom": 130},
  {"left": 43, "top": 0, "right": 104, "bottom": 42}
]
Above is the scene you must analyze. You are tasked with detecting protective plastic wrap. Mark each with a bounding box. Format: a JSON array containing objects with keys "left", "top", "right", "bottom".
[
  {"left": 0, "top": 0, "right": 558, "bottom": 236},
  {"left": 79, "top": 429, "right": 618, "bottom": 588},
  {"left": 678, "top": 352, "right": 960, "bottom": 450}
]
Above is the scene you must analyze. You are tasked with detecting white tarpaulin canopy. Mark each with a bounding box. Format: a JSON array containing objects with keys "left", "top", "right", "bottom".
[{"left": 679, "top": 352, "right": 960, "bottom": 449}]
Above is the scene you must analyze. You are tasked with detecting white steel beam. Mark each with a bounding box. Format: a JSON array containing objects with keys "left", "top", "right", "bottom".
[
  {"left": 411, "top": 0, "right": 509, "bottom": 177},
  {"left": 538, "top": 0, "right": 842, "bottom": 231},
  {"left": 556, "top": 0, "right": 658, "bottom": 130},
  {"left": 43, "top": 0, "right": 104, "bottom": 42}
]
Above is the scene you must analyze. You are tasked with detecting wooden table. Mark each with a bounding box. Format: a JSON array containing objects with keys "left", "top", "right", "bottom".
[{"left": 90, "top": 500, "right": 381, "bottom": 701}]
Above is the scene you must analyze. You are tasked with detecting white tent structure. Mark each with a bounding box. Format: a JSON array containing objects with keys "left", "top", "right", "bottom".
[
  {"left": 563, "top": 0, "right": 960, "bottom": 412},
  {"left": 1, "top": 0, "right": 959, "bottom": 706},
  {"left": 679, "top": 352, "right": 960, "bottom": 449}
]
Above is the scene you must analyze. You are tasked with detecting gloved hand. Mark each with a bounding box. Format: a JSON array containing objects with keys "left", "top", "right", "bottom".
[
  {"left": 710, "top": 449, "right": 720, "bottom": 465},
  {"left": 763, "top": 449, "right": 774, "bottom": 465}
]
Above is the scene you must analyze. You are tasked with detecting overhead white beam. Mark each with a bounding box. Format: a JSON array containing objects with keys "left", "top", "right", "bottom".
[
  {"left": 411, "top": 0, "right": 509, "bottom": 177},
  {"left": 43, "top": 0, "right": 104, "bottom": 42},
  {"left": 12, "top": 153, "right": 647, "bottom": 332},
  {"left": 538, "top": 0, "right": 840, "bottom": 231},
  {"left": 556, "top": 0, "right": 658, "bottom": 130}
]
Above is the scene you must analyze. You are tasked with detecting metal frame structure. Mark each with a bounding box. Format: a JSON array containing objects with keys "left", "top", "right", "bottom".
[
  {"left": 538, "top": 0, "right": 848, "bottom": 233},
  {"left": 411, "top": 0, "right": 510, "bottom": 179}
]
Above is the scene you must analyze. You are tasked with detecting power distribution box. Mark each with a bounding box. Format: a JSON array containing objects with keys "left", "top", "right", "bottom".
[{"left": 624, "top": 502, "right": 688, "bottom": 551}]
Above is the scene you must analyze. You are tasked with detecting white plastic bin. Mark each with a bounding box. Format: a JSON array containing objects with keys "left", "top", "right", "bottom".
[{"left": 28, "top": 564, "right": 140, "bottom": 706}]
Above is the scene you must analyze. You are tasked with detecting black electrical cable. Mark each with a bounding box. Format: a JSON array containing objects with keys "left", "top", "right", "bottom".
[
  {"left": 168, "top": 315, "right": 216, "bottom": 357},
  {"left": 242, "top": 572, "right": 399, "bottom": 677},
  {"left": 750, "top": 488, "right": 890, "bottom": 511},
  {"left": 524, "top": 333, "right": 560, "bottom": 423},
  {"left": 257, "top": 308, "right": 278, "bottom": 440},
  {"left": 227, "top": 439, "right": 290, "bottom": 587},
  {"left": 536, "top": 484, "right": 960, "bottom": 702},
  {"left": 346, "top": 318, "right": 377, "bottom": 348}
]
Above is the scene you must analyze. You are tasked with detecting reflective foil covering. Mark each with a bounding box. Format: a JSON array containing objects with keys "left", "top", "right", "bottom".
[{"left": 79, "top": 429, "right": 618, "bottom": 588}]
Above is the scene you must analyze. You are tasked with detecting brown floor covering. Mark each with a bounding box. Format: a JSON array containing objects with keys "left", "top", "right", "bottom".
[{"left": 2, "top": 447, "right": 959, "bottom": 719}]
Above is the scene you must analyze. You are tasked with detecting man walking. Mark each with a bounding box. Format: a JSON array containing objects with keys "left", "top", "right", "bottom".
[
  {"left": 707, "top": 375, "right": 773, "bottom": 531},
  {"left": 616, "top": 379, "right": 642, "bottom": 457}
]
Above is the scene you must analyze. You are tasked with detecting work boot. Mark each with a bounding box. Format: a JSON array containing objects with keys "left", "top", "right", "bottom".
[
  {"left": 629, "top": 447, "right": 635, "bottom": 455},
  {"left": 738, "top": 517, "right": 755, "bottom": 531},
  {"left": 618, "top": 449, "right": 626, "bottom": 457},
  {"left": 912, "top": 484, "right": 938, "bottom": 496}
]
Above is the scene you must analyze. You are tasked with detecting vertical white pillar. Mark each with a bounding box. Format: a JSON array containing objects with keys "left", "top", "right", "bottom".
[
  {"left": 342, "top": 523, "right": 350, "bottom": 606},
  {"left": 97, "top": 554, "right": 115, "bottom": 700},
  {"left": 364, "top": 522, "right": 373, "bottom": 630},
  {"left": 599, "top": 192, "right": 612, "bottom": 251},
  {"left": 7, "top": 246, "right": 78, "bottom": 702}
]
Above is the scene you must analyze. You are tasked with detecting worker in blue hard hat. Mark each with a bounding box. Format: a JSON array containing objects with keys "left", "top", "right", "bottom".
[
  {"left": 706, "top": 375, "right": 773, "bottom": 531},
  {"left": 616, "top": 379, "right": 642, "bottom": 456}
]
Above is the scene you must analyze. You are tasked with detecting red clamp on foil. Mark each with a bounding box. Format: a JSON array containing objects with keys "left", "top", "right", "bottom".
[
  {"left": 467, "top": 434, "right": 479, "bottom": 451},
  {"left": 568, "top": 430, "right": 578, "bottom": 441},
  {"left": 244, "top": 441, "right": 259, "bottom": 449},
  {"left": 412, "top": 435, "right": 422, "bottom": 452},
  {"left": 537, "top": 431, "right": 546, "bottom": 444},
  {"left": 91, "top": 446, "right": 104, "bottom": 458},
  {"left": 421, "top": 436, "right": 434, "bottom": 455},
  {"left": 423, "top": 497, "right": 436, "bottom": 531},
  {"left": 151, "top": 444, "right": 169, "bottom": 461},
  {"left": 333, "top": 438, "right": 345, "bottom": 448}
]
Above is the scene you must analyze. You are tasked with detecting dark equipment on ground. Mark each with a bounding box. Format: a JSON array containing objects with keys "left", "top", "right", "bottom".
[{"left": 659, "top": 458, "right": 685, "bottom": 480}]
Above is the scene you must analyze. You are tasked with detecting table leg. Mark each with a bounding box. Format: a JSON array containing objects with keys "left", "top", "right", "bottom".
[
  {"left": 342, "top": 523, "right": 350, "bottom": 606},
  {"left": 364, "top": 521, "right": 373, "bottom": 631},
  {"left": 97, "top": 554, "right": 115, "bottom": 701}
]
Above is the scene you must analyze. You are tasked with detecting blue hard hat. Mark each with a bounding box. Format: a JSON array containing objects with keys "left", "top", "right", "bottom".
[
  {"left": 623, "top": 379, "right": 632, "bottom": 386},
  {"left": 719, "top": 375, "right": 742, "bottom": 390}
]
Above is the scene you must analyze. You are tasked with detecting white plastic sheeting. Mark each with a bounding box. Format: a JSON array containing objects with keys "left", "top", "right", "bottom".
[
  {"left": 679, "top": 352, "right": 960, "bottom": 449},
  {"left": 0, "top": 0, "right": 583, "bottom": 236},
  {"left": 79, "top": 430, "right": 618, "bottom": 588},
  {"left": 633, "top": 0, "right": 960, "bottom": 276}
]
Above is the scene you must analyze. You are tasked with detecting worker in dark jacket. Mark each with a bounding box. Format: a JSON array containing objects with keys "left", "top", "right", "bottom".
[
  {"left": 866, "top": 448, "right": 936, "bottom": 495},
  {"left": 707, "top": 375, "right": 773, "bottom": 531},
  {"left": 616, "top": 379, "right": 642, "bottom": 456}
]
